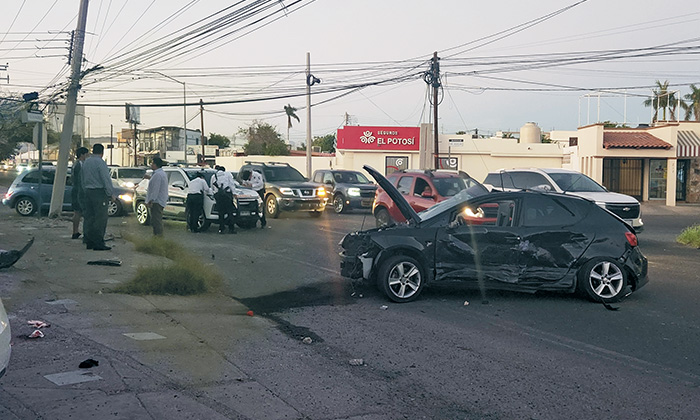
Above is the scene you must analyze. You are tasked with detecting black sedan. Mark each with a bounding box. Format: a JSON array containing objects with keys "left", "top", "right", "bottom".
[{"left": 340, "top": 165, "right": 648, "bottom": 303}]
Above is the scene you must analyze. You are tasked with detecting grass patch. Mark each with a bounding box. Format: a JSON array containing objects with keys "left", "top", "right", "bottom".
[
  {"left": 117, "top": 234, "right": 222, "bottom": 295},
  {"left": 677, "top": 224, "right": 700, "bottom": 248}
]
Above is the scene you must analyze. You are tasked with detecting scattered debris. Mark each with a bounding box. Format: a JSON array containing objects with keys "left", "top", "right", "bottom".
[
  {"left": 380, "top": 305, "right": 388, "bottom": 310},
  {"left": 246, "top": 310, "right": 254, "bottom": 317},
  {"left": 0, "top": 237, "right": 34, "bottom": 269},
  {"left": 302, "top": 337, "right": 313, "bottom": 344},
  {"left": 28, "top": 330, "right": 44, "bottom": 339},
  {"left": 211, "top": 254, "right": 215, "bottom": 260},
  {"left": 87, "top": 259, "right": 122, "bottom": 266},
  {"left": 351, "top": 292, "right": 356, "bottom": 297},
  {"left": 79, "top": 359, "right": 99, "bottom": 369},
  {"left": 463, "top": 301, "right": 469, "bottom": 306},
  {"left": 349, "top": 359, "right": 364, "bottom": 366},
  {"left": 27, "top": 320, "right": 50, "bottom": 329}
]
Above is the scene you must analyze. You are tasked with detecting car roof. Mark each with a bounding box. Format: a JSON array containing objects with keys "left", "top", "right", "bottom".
[{"left": 491, "top": 168, "right": 577, "bottom": 175}]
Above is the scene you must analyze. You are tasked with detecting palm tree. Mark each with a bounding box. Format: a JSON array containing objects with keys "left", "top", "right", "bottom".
[
  {"left": 684, "top": 84, "right": 700, "bottom": 121},
  {"left": 284, "top": 104, "right": 300, "bottom": 144},
  {"left": 643, "top": 80, "right": 671, "bottom": 122}
]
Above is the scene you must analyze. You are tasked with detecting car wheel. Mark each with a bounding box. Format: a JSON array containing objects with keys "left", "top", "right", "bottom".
[
  {"left": 265, "top": 195, "right": 279, "bottom": 219},
  {"left": 197, "top": 214, "right": 211, "bottom": 232},
  {"left": 578, "top": 258, "right": 627, "bottom": 302},
  {"left": 378, "top": 255, "right": 425, "bottom": 303},
  {"left": 333, "top": 194, "right": 346, "bottom": 214},
  {"left": 135, "top": 201, "right": 151, "bottom": 226},
  {"left": 15, "top": 197, "right": 36, "bottom": 216},
  {"left": 108, "top": 199, "right": 121, "bottom": 217},
  {"left": 374, "top": 207, "right": 392, "bottom": 228}
]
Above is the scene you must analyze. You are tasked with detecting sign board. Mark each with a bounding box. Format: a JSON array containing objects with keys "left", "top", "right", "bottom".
[
  {"left": 385, "top": 156, "right": 409, "bottom": 175},
  {"left": 437, "top": 157, "right": 458, "bottom": 170},
  {"left": 21, "top": 111, "right": 44, "bottom": 123},
  {"left": 337, "top": 126, "right": 420, "bottom": 151},
  {"left": 32, "top": 124, "right": 48, "bottom": 148},
  {"left": 125, "top": 103, "right": 140, "bottom": 124},
  {"left": 448, "top": 138, "right": 464, "bottom": 146},
  {"left": 166, "top": 151, "right": 185, "bottom": 162},
  {"left": 204, "top": 145, "right": 218, "bottom": 157}
]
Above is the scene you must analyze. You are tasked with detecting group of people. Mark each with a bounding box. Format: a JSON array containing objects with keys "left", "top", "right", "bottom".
[{"left": 72, "top": 147, "right": 267, "bottom": 243}]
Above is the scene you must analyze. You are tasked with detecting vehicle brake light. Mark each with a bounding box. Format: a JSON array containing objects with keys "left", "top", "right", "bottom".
[{"left": 625, "top": 231, "right": 638, "bottom": 247}]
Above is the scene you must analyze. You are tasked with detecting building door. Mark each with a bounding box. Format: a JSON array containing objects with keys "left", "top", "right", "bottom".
[
  {"left": 677, "top": 160, "right": 689, "bottom": 201},
  {"left": 649, "top": 159, "right": 667, "bottom": 200},
  {"left": 603, "top": 158, "right": 643, "bottom": 200}
]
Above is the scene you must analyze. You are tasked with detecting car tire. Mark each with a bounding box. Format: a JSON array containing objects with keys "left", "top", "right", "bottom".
[
  {"left": 333, "top": 194, "right": 346, "bottom": 214},
  {"left": 108, "top": 199, "right": 121, "bottom": 217},
  {"left": 577, "top": 258, "right": 627, "bottom": 302},
  {"left": 377, "top": 255, "right": 425, "bottom": 303},
  {"left": 374, "top": 207, "right": 392, "bottom": 228},
  {"left": 197, "top": 214, "right": 211, "bottom": 232},
  {"left": 15, "top": 196, "right": 37, "bottom": 216},
  {"left": 265, "top": 195, "right": 280, "bottom": 219},
  {"left": 135, "top": 201, "right": 151, "bottom": 226}
]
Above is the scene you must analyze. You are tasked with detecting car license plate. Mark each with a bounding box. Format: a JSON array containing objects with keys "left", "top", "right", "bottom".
[
  {"left": 361, "top": 200, "right": 372, "bottom": 207},
  {"left": 239, "top": 211, "right": 250, "bottom": 216}
]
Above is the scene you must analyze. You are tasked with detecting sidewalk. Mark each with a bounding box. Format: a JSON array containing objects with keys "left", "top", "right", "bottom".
[{"left": 0, "top": 211, "right": 313, "bottom": 420}]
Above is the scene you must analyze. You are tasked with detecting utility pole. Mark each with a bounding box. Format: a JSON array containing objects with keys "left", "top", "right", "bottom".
[
  {"left": 49, "top": 0, "right": 89, "bottom": 217},
  {"left": 109, "top": 124, "right": 113, "bottom": 166},
  {"left": 423, "top": 52, "right": 441, "bottom": 169},
  {"left": 199, "top": 99, "right": 205, "bottom": 163},
  {"left": 306, "top": 52, "right": 312, "bottom": 178}
]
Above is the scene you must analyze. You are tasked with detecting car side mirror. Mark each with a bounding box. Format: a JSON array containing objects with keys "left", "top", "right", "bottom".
[
  {"left": 421, "top": 189, "right": 434, "bottom": 199},
  {"left": 172, "top": 182, "right": 185, "bottom": 190}
]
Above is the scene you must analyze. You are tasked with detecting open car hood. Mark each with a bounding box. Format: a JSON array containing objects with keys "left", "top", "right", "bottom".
[{"left": 363, "top": 165, "right": 421, "bottom": 225}]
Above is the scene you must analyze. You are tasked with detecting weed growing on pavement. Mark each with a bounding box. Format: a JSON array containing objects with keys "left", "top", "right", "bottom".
[
  {"left": 117, "top": 234, "right": 223, "bottom": 295},
  {"left": 677, "top": 224, "right": 700, "bottom": 248}
]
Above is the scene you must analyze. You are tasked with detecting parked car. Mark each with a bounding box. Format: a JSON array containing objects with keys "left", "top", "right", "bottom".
[
  {"left": 482, "top": 168, "right": 644, "bottom": 231},
  {"left": 2, "top": 167, "right": 133, "bottom": 217},
  {"left": 340, "top": 165, "right": 648, "bottom": 303},
  {"left": 372, "top": 169, "right": 488, "bottom": 227},
  {"left": 133, "top": 167, "right": 263, "bottom": 230},
  {"left": 110, "top": 166, "right": 147, "bottom": 188},
  {"left": 0, "top": 297, "right": 10, "bottom": 379},
  {"left": 236, "top": 162, "right": 327, "bottom": 218},
  {"left": 312, "top": 169, "right": 377, "bottom": 213}
]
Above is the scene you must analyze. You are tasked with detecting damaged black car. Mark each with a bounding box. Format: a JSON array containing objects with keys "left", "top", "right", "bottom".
[{"left": 340, "top": 165, "right": 648, "bottom": 303}]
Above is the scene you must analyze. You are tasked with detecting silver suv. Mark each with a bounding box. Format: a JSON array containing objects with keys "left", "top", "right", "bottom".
[{"left": 483, "top": 168, "right": 643, "bottom": 231}]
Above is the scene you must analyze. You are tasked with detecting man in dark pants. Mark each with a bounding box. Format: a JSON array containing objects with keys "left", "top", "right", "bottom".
[
  {"left": 81, "top": 144, "right": 114, "bottom": 251},
  {"left": 212, "top": 166, "right": 236, "bottom": 234},
  {"left": 186, "top": 171, "right": 211, "bottom": 232},
  {"left": 71, "top": 147, "right": 89, "bottom": 239},
  {"left": 242, "top": 169, "right": 267, "bottom": 228}
]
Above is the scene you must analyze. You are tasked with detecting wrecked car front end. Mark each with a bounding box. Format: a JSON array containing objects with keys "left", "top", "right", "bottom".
[{"left": 340, "top": 230, "right": 381, "bottom": 280}]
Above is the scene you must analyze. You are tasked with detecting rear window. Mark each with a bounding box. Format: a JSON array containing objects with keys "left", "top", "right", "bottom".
[{"left": 432, "top": 177, "right": 468, "bottom": 197}]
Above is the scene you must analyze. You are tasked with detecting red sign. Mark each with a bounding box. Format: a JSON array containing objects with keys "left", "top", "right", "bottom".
[{"left": 337, "top": 126, "right": 420, "bottom": 151}]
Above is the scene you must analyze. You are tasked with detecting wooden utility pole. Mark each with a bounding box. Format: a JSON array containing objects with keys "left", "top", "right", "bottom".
[
  {"left": 305, "top": 52, "right": 312, "bottom": 178},
  {"left": 199, "top": 99, "right": 205, "bottom": 162},
  {"left": 431, "top": 52, "right": 440, "bottom": 170},
  {"left": 49, "top": 0, "right": 89, "bottom": 217}
]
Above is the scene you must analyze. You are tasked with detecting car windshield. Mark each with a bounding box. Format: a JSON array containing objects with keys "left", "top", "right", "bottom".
[
  {"left": 549, "top": 172, "right": 606, "bottom": 192},
  {"left": 264, "top": 166, "right": 306, "bottom": 182},
  {"left": 432, "top": 177, "right": 469, "bottom": 197},
  {"left": 419, "top": 185, "right": 489, "bottom": 221},
  {"left": 118, "top": 168, "right": 146, "bottom": 179},
  {"left": 334, "top": 171, "right": 371, "bottom": 184}
]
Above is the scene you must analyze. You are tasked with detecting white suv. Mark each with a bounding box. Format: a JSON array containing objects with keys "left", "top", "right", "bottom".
[{"left": 483, "top": 168, "right": 643, "bottom": 232}]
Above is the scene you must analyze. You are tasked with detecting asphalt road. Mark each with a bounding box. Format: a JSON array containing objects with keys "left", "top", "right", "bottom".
[{"left": 3, "top": 168, "right": 700, "bottom": 419}]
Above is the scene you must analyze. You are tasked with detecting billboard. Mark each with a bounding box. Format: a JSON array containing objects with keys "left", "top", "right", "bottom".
[{"left": 337, "top": 126, "right": 420, "bottom": 151}]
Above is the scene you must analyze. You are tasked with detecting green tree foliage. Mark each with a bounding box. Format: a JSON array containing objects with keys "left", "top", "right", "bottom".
[
  {"left": 642, "top": 80, "right": 684, "bottom": 122},
  {"left": 207, "top": 132, "right": 230, "bottom": 148},
  {"left": 683, "top": 84, "right": 700, "bottom": 121},
  {"left": 0, "top": 100, "right": 32, "bottom": 160},
  {"left": 601, "top": 121, "right": 629, "bottom": 128},
  {"left": 312, "top": 134, "right": 336, "bottom": 153},
  {"left": 240, "top": 121, "right": 289, "bottom": 156}
]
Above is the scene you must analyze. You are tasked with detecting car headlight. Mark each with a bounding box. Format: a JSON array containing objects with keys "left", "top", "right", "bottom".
[
  {"left": 124, "top": 182, "right": 135, "bottom": 188},
  {"left": 279, "top": 187, "right": 295, "bottom": 196},
  {"left": 347, "top": 187, "right": 361, "bottom": 197},
  {"left": 317, "top": 187, "right": 326, "bottom": 197},
  {"left": 118, "top": 194, "right": 133, "bottom": 202}
]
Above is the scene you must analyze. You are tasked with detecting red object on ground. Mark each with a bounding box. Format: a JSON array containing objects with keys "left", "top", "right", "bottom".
[
  {"left": 246, "top": 310, "right": 254, "bottom": 317},
  {"left": 28, "top": 330, "right": 44, "bottom": 338}
]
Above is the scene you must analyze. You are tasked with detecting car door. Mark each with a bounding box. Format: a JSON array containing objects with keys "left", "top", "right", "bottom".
[
  {"left": 165, "top": 170, "right": 188, "bottom": 218},
  {"left": 434, "top": 197, "right": 523, "bottom": 285},
  {"left": 515, "top": 195, "right": 594, "bottom": 286},
  {"left": 409, "top": 177, "right": 436, "bottom": 213}
]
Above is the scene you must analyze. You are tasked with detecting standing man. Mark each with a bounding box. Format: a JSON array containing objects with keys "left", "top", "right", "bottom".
[
  {"left": 242, "top": 168, "right": 267, "bottom": 228},
  {"left": 186, "top": 171, "right": 211, "bottom": 232},
  {"left": 146, "top": 157, "right": 168, "bottom": 236},
  {"left": 212, "top": 165, "right": 237, "bottom": 234},
  {"left": 81, "top": 144, "right": 114, "bottom": 251},
  {"left": 71, "top": 147, "right": 89, "bottom": 239}
]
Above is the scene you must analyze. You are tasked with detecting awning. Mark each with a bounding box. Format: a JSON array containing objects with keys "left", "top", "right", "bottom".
[
  {"left": 603, "top": 132, "right": 672, "bottom": 149},
  {"left": 678, "top": 131, "right": 700, "bottom": 157}
]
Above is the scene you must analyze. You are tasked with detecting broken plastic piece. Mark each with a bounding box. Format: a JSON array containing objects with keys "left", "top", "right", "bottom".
[
  {"left": 87, "top": 259, "right": 122, "bottom": 266},
  {"left": 28, "top": 330, "right": 44, "bottom": 338},
  {"left": 27, "top": 320, "right": 50, "bottom": 329},
  {"left": 246, "top": 310, "right": 254, "bottom": 317},
  {"left": 463, "top": 301, "right": 469, "bottom": 306},
  {"left": 349, "top": 359, "right": 364, "bottom": 366},
  {"left": 380, "top": 305, "right": 388, "bottom": 310},
  {"left": 79, "top": 359, "right": 99, "bottom": 369},
  {"left": 302, "top": 337, "right": 313, "bottom": 344}
]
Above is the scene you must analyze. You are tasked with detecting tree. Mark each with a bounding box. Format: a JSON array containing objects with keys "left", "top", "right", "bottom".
[
  {"left": 643, "top": 80, "right": 675, "bottom": 122},
  {"left": 284, "top": 104, "right": 300, "bottom": 144},
  {"left": 684, "top": 84, "right": 700, "bottom": 121},
  {"left": 455, "top": 130, "right": 467, "bottom": 135},
  {"left": 0, "top": 100, "right": 32, "bottom": 160},
  {"left": 240, "top": 120, "right": 289, "bottom": 156},
  {"left": 207, "top": 132, "right": 230, "bottom": 148},
  {"left": 312, "top": 134, "right": 335, "bottom": 153}
]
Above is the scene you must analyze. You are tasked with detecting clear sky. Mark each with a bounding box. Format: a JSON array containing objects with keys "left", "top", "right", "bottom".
[{"left": 1, "top": 0, "right": 699, "bottom": 147}]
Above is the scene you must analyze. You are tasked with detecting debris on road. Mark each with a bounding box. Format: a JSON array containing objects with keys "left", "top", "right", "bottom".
[
  {"left": 0, "top": 237, "right": 34, "bottom": 269},
  {"left": 349, "top": 359, "right": 364, "bottom": 366},
  {"left": 246, "top": 310, "right": 254, "bottom": 317},
  {"left": 380, "top": 305, "right": 388, "bottom": 310},
  {"left": 27, "top": 320, "right": 50, "bottom": 329},
  {"left": 464, "top": 301, "right": 469, "bottom": 306},
  {"left": 79, "top": 359, "right": 99, "bottom": 369},
  {"left": 302, "top": 337, "right": 313, "bottom": 344},
  {"left": 28, "top": 330, "right": 44, "bottom": 339},
  {"left": 87, "top": 259, "right": 122, "bottom": 266}
]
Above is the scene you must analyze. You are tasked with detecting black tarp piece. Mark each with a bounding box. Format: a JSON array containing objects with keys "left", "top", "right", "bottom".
[
  {"left": 87, "top": 259, "right": 122, "bottom": 266},
  {"left": 0, "top": 237, "right": 34, "bottom": 269}
]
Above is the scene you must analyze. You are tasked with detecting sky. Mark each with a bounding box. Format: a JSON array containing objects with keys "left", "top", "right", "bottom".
[{"left": 1, "top": 0, "right": 699, "bottom": 148}]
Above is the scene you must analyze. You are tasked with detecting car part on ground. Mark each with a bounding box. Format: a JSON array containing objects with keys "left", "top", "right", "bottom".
[{"left": 340, "top": 165, "right": 648, "bottom": 304}]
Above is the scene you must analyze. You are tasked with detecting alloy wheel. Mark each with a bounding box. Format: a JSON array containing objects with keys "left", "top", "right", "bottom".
[{"left": 588, "top": 261, "right": 624, "bottom": 299}]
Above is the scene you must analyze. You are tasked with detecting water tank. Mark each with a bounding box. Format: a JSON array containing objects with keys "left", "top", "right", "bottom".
[{"left": 520, "top": 122, "right": 541, "bottom": 144}]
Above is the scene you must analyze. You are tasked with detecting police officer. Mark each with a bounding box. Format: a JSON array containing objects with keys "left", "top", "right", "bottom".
[
  {"left": 212, "top": 166, "right": 237, "bottom": 234},
  {"left": 186, "top": 171, "right": 211, "bottom": 232},
  {"left": 242, "top": 169, "right": 267, "bottom": 228}
]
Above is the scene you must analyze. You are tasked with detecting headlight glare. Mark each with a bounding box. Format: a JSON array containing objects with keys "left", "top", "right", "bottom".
[
  {"left": 347, "top": 187, "right": 361, "bottom": 197},
  {"left": 280, "top": 187, "right": 294, "bottom": 196},
  {"left": 118, "top": 194, "right": 133, "bottom": 202}
]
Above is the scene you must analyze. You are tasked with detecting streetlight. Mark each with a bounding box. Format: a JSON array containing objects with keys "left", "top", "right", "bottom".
[{"left": 148, "top": 71, "right": 187, "bottom": 148}]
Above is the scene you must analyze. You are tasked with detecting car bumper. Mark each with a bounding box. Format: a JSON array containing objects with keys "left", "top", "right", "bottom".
[
  {"left": 1, "top": 198, "right": 11, "bottom": 207},
  {"left": 345, "top": 196, "right": 374, "bottom": 209},
  {"left": 624, "top": 246, "right": 648, "bottom": 290},
  {"left": 277, "top": 197, "right": 327, "bottom": 212}
]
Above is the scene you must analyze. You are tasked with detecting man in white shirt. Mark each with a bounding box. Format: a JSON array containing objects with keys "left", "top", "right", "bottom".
[
  {"left": 212, "top": 165, "right": 237, "bottom": 234},
  {"left": 242, "top": 169, "right": 267, "bottom": 228},
  {"left": 146, "top": 157, "right": 168, "bottom": 236},
  {"left": 186, "top": 171, "right": 212, "bottom": 233}
]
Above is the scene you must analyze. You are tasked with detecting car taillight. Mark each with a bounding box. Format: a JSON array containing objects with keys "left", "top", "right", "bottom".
[{"left": 625, "top": 231, "right": 638, "bottom": 247}]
